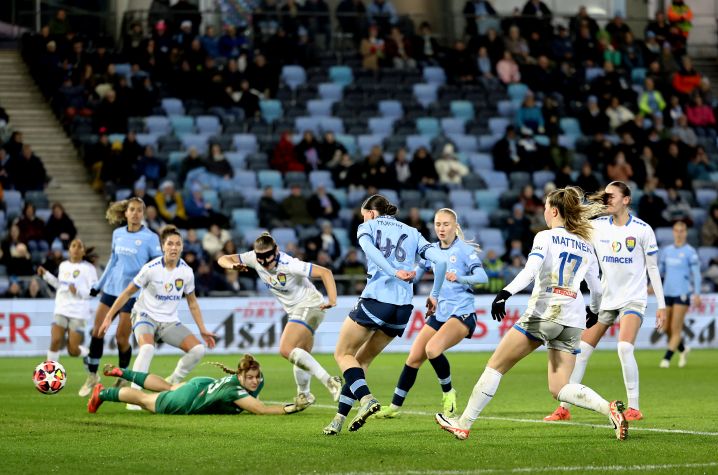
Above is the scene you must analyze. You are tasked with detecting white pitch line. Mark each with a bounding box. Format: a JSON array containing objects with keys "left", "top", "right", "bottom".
[
  {"left": 280, "top": 402, "right": 718, "bottom": 437},
  {"left": 320, "top": 461, "right": 718, "bottom": 475}
]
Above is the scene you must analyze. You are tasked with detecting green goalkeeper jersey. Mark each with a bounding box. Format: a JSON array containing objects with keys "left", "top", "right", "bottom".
[{"left": 155, "top": 374, "right": 265, "bottom": 415}]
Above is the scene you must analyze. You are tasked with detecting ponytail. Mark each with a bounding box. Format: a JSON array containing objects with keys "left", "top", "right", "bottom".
[
  {"left": 361, "top": 194, "right": 398, "bottom": 216},
  {"left": 206, "top": 354, "right": 261, "bottom": 376},
  {"left": 105, "top": 197, "right": 145, "bottom": 226},
  {"left": 547, "top": 186, "right": 606, "bottom": 242}
]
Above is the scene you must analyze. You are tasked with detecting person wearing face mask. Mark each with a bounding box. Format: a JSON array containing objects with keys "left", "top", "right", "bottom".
[{"left": 218, "top": 232, "right": 342, "bottom": 408}]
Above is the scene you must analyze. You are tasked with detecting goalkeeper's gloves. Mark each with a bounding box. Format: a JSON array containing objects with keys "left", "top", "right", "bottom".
[
  {"left": 586, "top": 306, "right": 598, "bottom": 329},
  {"left": 283, "top": 403, "right": 309, "bottom": 414},
  {"left": 491, "top": 290, "right": 512, "bottom": 322},
  {"left": 90, "top": 288, "right": 100, "bottom": 297}
]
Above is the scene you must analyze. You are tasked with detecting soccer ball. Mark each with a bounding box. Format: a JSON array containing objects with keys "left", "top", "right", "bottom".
[{"left": 33, "top": 360, "right": 67, "bottom": 394}]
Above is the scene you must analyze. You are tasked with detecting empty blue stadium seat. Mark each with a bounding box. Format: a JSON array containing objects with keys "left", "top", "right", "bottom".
[
  {"left": 450, "top": 101, "right": 474, "bottom": 121},
  {"left": 416, "top": 117, "right": 440, "bottom": 137},
  {"left": 234, "top": 170, "right": 257, "bottom": 188},
  {"left": 440, "top": 117, "right": 465, "bottom": 136},
  {"left": 560, "top": 117, "right": 581, "bottom": 136},
  {"left": 533, "top": 170, "right": 556, "bottom": 189},
  {"left": 196, "top": 115, "right": 222, "bottom": 136},
  {"left": 309, "top": 170, "right": 334, "bottom": 188},
  {"left": 318, "top": 83, "right": 344, "bottom": 102},
  {"left": 170, "top": 115, "right": 195, "bottom": 136},
  {"left": 449, "top": 190, "right": 474, "bottom": 209},
  {"left": 698, "top": 246, "right": 718, "bottom": 269},
  {"left": 162, "top": 98, "right": 185, "bottom": 116},
  {"left": 146, "top": 116, "right": 171, "bottom": 135},
  {"left": 260, "top": 99, "right": 283, "bottom": 123},
  {"left": 696, "top": 189, "right": 717, "bottom": 208},
  {"left": 272, "top": 227, "right": 298, "bottom": 247},
  {"left": 378, "top": 100, "right": 403, "bottom": 119},
  {"left": 335, "top": 134, "right": 357, "bottom": 155},
  {"left": 463, "top": 209, "right": 489, "bottom": 228},
  {"left": 307, "top": 99, "right": 335, "bottom": 117},
  {"left": 369, "top": 117, "right": 396, "bottom": 137},
  {"left": 422, "top": 66, "right": 446, "bottom": 85},
  {"left": 413, "top": 83, "right": 438, "bottom": 108},
  {"left": 135, "top": 133, "right": 159, "bottom": 148},
  {"left": 507, "top": 83, "right": 529, "bottom": 103},
  {"left": 406, "top": 135, "right": 432, "bottom": 154},
  {"left": 478, "top": 170, "right": 508, "bottom": 191},
  {"left": 450, "top": 134, "right": 478, "bottom": 153},
  {"left": 357, "top": 134, "right": 384, "bottom": 156},
  {"left": 319, "top": 117, "right": 344, "bottom": 134},
  {"left": 295, "top": 116, "right": 322, "bottom": 135},
  {"left": 181, "top": 134, "right": 210, "bottom": 153},
  {"left": 258, "top": 170, "right": 283, "bottom": 189},
  {"left": 233, "top": 134, "right": 258, "bottom": 153},
  {"left": 329, "top": 66, "right": 353, "bottom": 86},
  {"left": 281, "top": 65, "right": 307, "bottom": 90},
  {"left": 225, "top": 152, "right": 246, "bottom": 169},
  {"left": 488, "top": 117, "right": 510, "bottom": 136},
  {"left": 468, "top": 153, "right": 494, "bottom": 171},
  {"left": 232, "top": 208, "right": 259, "bottom": 228}
]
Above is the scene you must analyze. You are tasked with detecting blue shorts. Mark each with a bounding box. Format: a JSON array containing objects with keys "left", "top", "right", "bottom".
[
  {"left": 425, "top": 313, "right": 476, "bottom": 339},
  {"left": 348, "top": 298, "right": 413, "bottom": 338},
  {"left": 665, "top": 295, "right": 690, "bottom": 306},
  {"left": 100, "top": 293, "right": 137, "bottom": 314}
]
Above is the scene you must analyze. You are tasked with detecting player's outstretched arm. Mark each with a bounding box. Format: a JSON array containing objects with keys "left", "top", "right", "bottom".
[
  {"left": 311, "top": 265, "right": 338, "bottom": 309},
  {"left": 235, "top": 396, "right": 311, "bottom": 415}
]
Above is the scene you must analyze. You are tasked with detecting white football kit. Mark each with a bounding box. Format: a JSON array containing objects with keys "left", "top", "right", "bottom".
[
  {"left": 239, "top": 251, "right": 324, "bottom": 313},
  {"left": 42, "top": 260, "right": 99, "bottom": 320},
  {"left": 591, "top": 215, "right": 658, "bottom": 311},
  {"left": 132, "top": 257, "right": 195, "bottom": 323},
  {"left": 505, "top": 227, "right": 602, "bottom": 329}
]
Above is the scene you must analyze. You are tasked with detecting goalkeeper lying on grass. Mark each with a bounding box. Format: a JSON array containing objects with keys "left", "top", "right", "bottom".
[{"left": 88, "top": 354, "right": 311, "bottom": 415}]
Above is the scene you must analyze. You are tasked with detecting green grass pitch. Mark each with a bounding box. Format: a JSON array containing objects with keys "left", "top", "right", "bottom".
[{"left": 1, "top": 350, "right": 717, "bottom": 474}]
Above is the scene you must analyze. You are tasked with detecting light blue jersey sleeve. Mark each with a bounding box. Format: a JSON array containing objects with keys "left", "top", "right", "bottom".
[
  {"left": 422, "top": 241, "right": 447, "bottom": 298},
  {"left": 94, "top": 230, "right": 119, "bottom": 292},
  {"left": 690, "top": 247, "right": 702, "bottom": 293},
  {"left": 97, "top": 226, "right": 163, "bottom": 296},
  {"left": 456, "top": 245, "right": 488, "bottom": 285}
]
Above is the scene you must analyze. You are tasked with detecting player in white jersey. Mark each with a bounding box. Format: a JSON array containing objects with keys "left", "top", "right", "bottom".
[
  {"left": 545, "top": 181, "right": 666, "bottom": 423},
  {"left": 98, "top": 226, "right": 216, "bottom": 409},
  {"left": 218, "top": 232, "right": 343, "bottom": 405},
  {"left": 39, "top": 238, "right": 98, "bottom": 363},
  {"left": 436, "top": 187, "right": 628, "bottom": 441}
]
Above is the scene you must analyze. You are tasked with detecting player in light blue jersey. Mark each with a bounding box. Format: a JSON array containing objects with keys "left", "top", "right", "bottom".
[
  {"left": 323, "top": 194, "right": 448, "bottom": 435},
  {"left": 376, "top": 208, "right": 487, "bottom": 419},
  {"left": 79, "top": 197, "right": 162, "bottom": 397},
  {"left": 659, "top": 221, "right": 701, "bottom": 368}
]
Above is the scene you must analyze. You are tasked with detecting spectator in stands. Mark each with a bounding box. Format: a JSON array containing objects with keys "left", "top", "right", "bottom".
[
  {"left": 668, "top": 0, "right": 693, "bottom": 40},
  {"left": 672, "top": 56, "right": 701, "bottom": 99},
  {"left": 493, "top": 125, "right": 524, "bottom": 173},
  {"left": 638, "top": 178, "right": 669, "bottom": 228},
  {"left": 551, "top": 25, "right": 573, "bottom": 62},
  {"left": 685, "top": 95, "right": 716, "bottom": 138},
  {"left": 195, "top": 260, "right": 230, "bottom": 296},
  {"left": 670, "top": 115, "right": 698, "bottom": 147},
  {"left": 136, "top": 146, "right": 167, "bottom": 188},
  {"left": 318, "top": 131, "right": 347, "bottom": 168},
  {"left": 386, "top": 26, "right": 417, "bottom": 70},
  {"left": 3, "top": 131, "right": 23, "bottom": 160},
  {"left": 308, "top": 185, "right": 340, "bottom": 221},
  {"left": 573, "top": 22, "right": 601, "bottom": 66},
  {"left": 336, "top": 0, "right": 367, "bottom": 46},
  {"left": 280, "top": 0, "right": 304, "bottom": 37},
  {"left": 25, "top": 277, "right": 50, "bottom": 299},
  {"left": 664, "top": 188, "right": 693, "bottom": 225},
  {"left": 304, "top": 0, "right": 331, "bottom": 47},
  {"left": 234, "top": 79, "right": 260, "bottom": 119},
  {"left": 483, "top": 249, "right": 505, "bottom": 293},
  {"left": 295, "top": 130, "right": 322, "bottom": 172},
  {"left": 435, "top": 144, "right": 469, "bottom": 189},
  {"left": 657, "top": 141, "right": 689, "bottom": 189},
  {"left": 606, "top": 96, "right": 635, "bottom": 131},
  {"left": 605, "top": 14, "right": 631, "bottom": 47},
  {"left": 122, "top": 131, "right": 144, "bottom": 163},
  {"left": 447, "top": 40, "right": 476, "bottom": 85},
  {"left": 480, "top": 27, "right": 504, "bottom": 66},
  {"left": 462, "top": 0, "right": 497, "bottom": 38},
  {"left": 330, "top": 152, "right": 358, "bottom": 188},
  {"left": 272, "top": 131, "right": 305, "bottom": 173},
  {"left": 639, "top": 78, "right": 666, "bottom": 117},
  {"left": 7, "top": 144, "right": 48, "bottom": 194},
  {"left": 504, "top": 254, "right": 526, "bottom": 284},
  {"left": 178, "top": 147, "right": 204, "bottom": 185},
  {"left": 3, "top": 279, "right": 24, "bottom": 298},
  {"left": 17, "top": 203, "right": 47, "bottom": 253},
  {"left": 521, "top": 0, "right": 552, "bottom": 36},
  {"left": 94, "top": 89, "right": 127, "bottom": 134},
  {"left": 414, "top": 21, "right": 441, "bottom": 66},
  {"left": 0, "top": 149, "right": 10, "bottom": 190},
  {"left": 504, "top": 26, "right": 529, "bottom": 64},
  {"left": 199, "top": 25, "right": 220, "bottom": 58},
  {"left": 621, "top": 31, "right": 645, "bottom": 70},
  {"left": 40, "top": 239, "right": 65, "bottom": 276},
  {"left": 305, "top": 221, "right": 342, "bottom": 261},
  {"left": 44, "top": 203, "right": 76, "bottom": 249},
  {"left": 281, "top": 184, "right": 314, "bottom": 227},
  {"left": 48, "top": 9, "right": 70, "bottom": 37},
  {"left": 392, "top": 147, "right": 412, "bottom": 187},
  {"left": 183, "top": 229, "right": 206, "bottom": 261},
  {"left": 476, "top": 46, "right": 500, "bottom": 90},
  {"left": 144, "top": 204, "right": 165, "bottom": 234},
  {"left": 701, "top": 203, "right": 718, "bottom": 246},
  {"left": 205, "top": 144, "right": 234, "bottom": 180},
  {"left": 367, "top": 0, "right": 398, "bottom": 35},
  {"left": 2, "top": 224, "right": 33, "bottom": 276},
  {"left": 258, "top": 186, "right": 288, "bottom": 229},
  {"left": 359, "top": 145, "right": 397, "bottom": 189},
  {"left": 574, "top": 162, "right": 601, "bottom": 193},
  {"left": 155, "top": 180, "right": 188, "bottom": 227},
  {"left": 255, "top": 0, "right": 281, "bottom": 39},
  {"left": 606, "top": 151, "right": 634, "bottom": 184},
  {"left": 360, "top": 23, "right": 386, "bottom": 72},
  {"left": 405, "top": 207, "right": 430, "bottom": 241},
  {"left": 496, "top": 51, "right": 520, "bottom": 85},
  {"left": 504, "top": 203, "right": 532, "bottom": 252},
  {"left": 578, "top": 96, "right": 610, "bottom": 135},
  {"left": 516, "top": 92, "right": 544, "bottom": 134},
  {"left": 173, "top": 20, "right": 195, "bottom": 52},
  {"left": 185, "top": 183, "right": 229, "bottom": 229},
  {"left": 646, "top": 11, "right": 670, "bottom": 44},
  {"left": 665, "top": 94, "right": 685, "bottom": 127},
  {"left": 688, "top": 146, "right": 717, "bottom": 181},
  {"left": 518, "top": 184, "right": 542, "bottom": 215},
  {"left": 202, "top": 223, "right": 232, "bottom": 257},
  {"left": 644, "top": 32, "right": 662, "bottom": 64}
]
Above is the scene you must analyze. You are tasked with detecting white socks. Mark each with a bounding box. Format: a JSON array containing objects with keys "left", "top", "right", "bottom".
[
  {"left": 288, "top": 348, "right": 331, "bottom": 387},
  {"left": 79, "top": 345, "right": 89, "bottom": 358},
  {"left": 617, "top": 341, "right": 639, "bottom": 409},
  {"left": 557, "top": 383, "right": 610, "bottom": 416},
  {"left": 131, "top": 344, "right": 155, "bottom": 391},
  {"left": 47, "top": 350, "right": 60, "bottom": 361},
  {"left": 459, "top": 367, "right": 503, "bottom": 429},
  {"left": 560, "top": 341, "right": 595, "bottom": 409},
  {"left": 294, "top": 365, "right": 312, "bottom": 394},
  {"left": 169, "top": 345, "right": 205, "bottom": 382}
]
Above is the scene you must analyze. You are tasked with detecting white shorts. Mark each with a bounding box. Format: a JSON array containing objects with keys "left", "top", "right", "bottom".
[
  {"left": 131, "top": 311, "right": 192, "bottom": 347},
  {"left": 53, "top": 314, "right": 86, "bottom": 333},
  {"left": 287, "top": 307, "right": 326, "bottom": 334},
  {"left": 598, "top": 302, "right": 646, "bottom": 326},
  {"left": 515, "top": 314, "right": 582, "bottom": 354}
]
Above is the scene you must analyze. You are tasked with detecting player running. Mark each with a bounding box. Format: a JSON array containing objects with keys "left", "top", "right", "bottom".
[
  {"left": 39, "top": 238, "right": 98, "bottom": 363},
  {"left": 436, "top": 187, "right": 628, "bottom": 441},
  {"left": 88, "top": 354, "right": 310, "bottom": 416},
  {"left": 218, "top": 232, "right": 343, "bottom": 406},
  {"left": 658, "top": 221, "right": 701, "bottom": 368},
  {"left": 375, "top": 208, "right": 487, "bottom": 419},
  {"left": 323, "top": 194, "right": 448, "bottom": 435},
  {"left": 98, "top": 225, "right": 216, "bottom": 409},
  {"left": 545, "top": 181, "right": 665, "bottom": 422},
  {"left": 80, "top": 197, "right": 162, "bottom": 397}
]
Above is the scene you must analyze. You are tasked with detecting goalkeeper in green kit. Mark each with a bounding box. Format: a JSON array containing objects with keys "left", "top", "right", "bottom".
[{"left": 88, "top": 354, "right": 311, "bottom": 415}]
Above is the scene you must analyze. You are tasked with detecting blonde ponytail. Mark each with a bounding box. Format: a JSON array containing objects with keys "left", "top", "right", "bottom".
[{"left": 547, "top": 186, "right": 606, "bottom": 242}]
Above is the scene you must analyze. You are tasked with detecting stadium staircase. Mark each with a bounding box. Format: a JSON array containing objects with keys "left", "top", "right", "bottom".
[{"left": 0, "top": 50, "right": 112, "bottom": 260}]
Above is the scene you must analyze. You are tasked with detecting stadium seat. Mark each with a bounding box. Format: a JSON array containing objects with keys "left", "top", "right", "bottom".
[
  {"left": 240, "top": 188, "right": 263, "bottom": 207},
  {"left": 477, "top": 228, "right": 505, "bottom": 255},
  {"left": 533, "top": 170, "right": 556, "bottom": 189},
  {"left": 318, "top": 83, "right": 344, "bottom": 102},
  {"left": 284, "top": 171, "right": 308, "bottom": 187},
  {"left": 307, "top": 99, "right": 334, "bottom": 117},
  {"left": 332, "top": 188, "right": 348, "bottom": 207},
  {"left": 655, "top": 227, "right": 674, "bottom": 247},
  {"left": 232, "top": 208, "right": 259, "bottom": 229},
  {"left": 422, "top": 66, "right": 446, "bottom": 86},
  {"left": 295, "top": 116, "right": 322, "bottom": 135},
  {"left": 400, "top": 189, "right": 423, "bottom": 209},
  {"left": 585, "top": 67, "right": 604, "bottom": 82},
  {"left": 358, "top": 134, "right": 384, "bottom": 156},
  {"left": 468, "top": 153, "right": 494, "bottom": 171},
  {"left": 450, "top": 101, "right": 474, "bottom": 121},
  {"left": 698, "top": 246, "right": 718, "bottom": 269},
  {"left": 478, "top": 170, "right": 508, "bottom": 191},
  {"left": 336, "top": 134, "right": 357, "bottom": 155},
  {"left": 507, "top": 83, "right": 529, "bottom": 103},
  {"left": 449, "top": 190, "right": 474, "bottom": 209},
  {"left": 329, "top": 65, "right": 353, "bottom": 86},
  {"left": 162, "top": 98, "right": 185, "bottom": 116},
  {"left": 368, "top": 117, "right": 396, "bottom": 137},
  {"left": 135, "top": 133, "right": 159, "bottom": 148},
  {"left": 258, "top": 170, "right": 283, "bottom": 189},
  {"left": 146, "top": 116, "right": 171, "bottom": 135},
  {"left": 463, "top": 209, "right": 490, "bottom": 228},
  {"left": 488, "top": 117, "right": 510, "bottom": 136},
  {"left": 202, "top": 190, "right": 220, "bottom": 210},
  {"left": 497, "top": 100, "right": 517, "bottom": 117},
  {"left": 406, "top": 135, "right": 432, "bottom": 154},
  {"left": 181, "top": 134, "right": 210, "bottom": 154},
  {"left": 478, "top": 135, "right": 501, "bottom": 151},
  {"left": 281, "top": 65, "right": 307, "bottom": 90},
  {"left": 170, "top": 116, "right": 195, "bottom": 136},
  {"left": 378, "top": 100, "right": 403, "bottom": 119},
  {"left": 631, "top": 67, "right": 647, "bottom": 85},
  {"left": 233, "top": 134, "right": 258, "bottom": 154},
  {"left": 416, "top": 117, "right": 440, "bottom": 137},
  {"left": 696, "top": 189, "right": 717, "bottom": 208},
  {"left": 560, "top": 117, "right": 581, "bottom": 136},
  {"left": 225, "top": 152, "right": 246, "bottom": 169},
  {"left": 272, "top": 227, "right": 298, "bottom": 247},
  {"left": 24, "top": 191, "right": 49, "bottom": 209},
  {"left": 450, "top": 134, "right": 478, "bottom": 153},
  {"left": 509, "top": 171, "right": 531, "bottom": 189},
  {"left": 233, "top": 170, "right": 257, "bottom": 188},
  {"left": 333, "top": 227, "right": 351, "bottom": 250},
  {"left": 196, "top": 116, "right": 222, "bottom": 136},
  {"left": 260, "top": 99, "right": 283, "bottom": 123},
  {"left": 440, "top": 118, "right": 465, "bottom": 136},
  {"left": 309, "top": 170, "right": 334, "bottom": 188},
  {"left": 319, "top": 117, "right": 344, "bottom": 134},
  {"left": 413, "top": 83, "right": 438, "bottom": 108}
]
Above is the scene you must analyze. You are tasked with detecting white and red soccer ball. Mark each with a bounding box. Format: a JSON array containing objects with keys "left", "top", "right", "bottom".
[{"left": 33, "top": 360, "right": 66, "bottom": 394}]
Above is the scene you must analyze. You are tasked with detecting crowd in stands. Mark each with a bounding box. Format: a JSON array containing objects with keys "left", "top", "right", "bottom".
[{"left": 11, "top": 0, "right": 718, "bottom": 297}]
